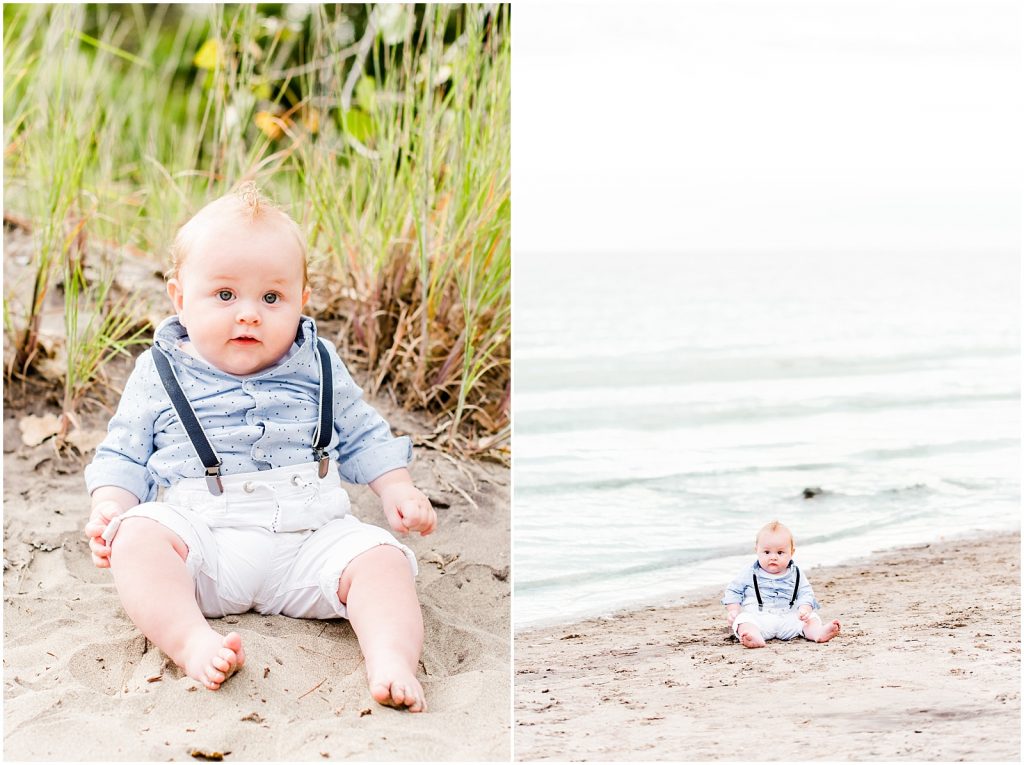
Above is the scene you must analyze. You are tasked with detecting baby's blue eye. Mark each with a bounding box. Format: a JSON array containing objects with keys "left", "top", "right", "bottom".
[
  {"left": 217, "top": 290, "right": 233, "bottom": 301},
  {"left": 263, "top": 293, "right": 278, "bottom": 304}
]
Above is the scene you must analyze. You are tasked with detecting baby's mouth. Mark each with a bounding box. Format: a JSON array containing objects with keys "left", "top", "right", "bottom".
[{"left": 231, "top": 336, "right": 260, "bottom": 344}]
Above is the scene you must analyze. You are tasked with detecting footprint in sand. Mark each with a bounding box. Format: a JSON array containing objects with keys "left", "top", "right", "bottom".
[
  {"left": 68, "top": 634, "right": 184, "bottom": 695},
  {"left": 62, "top": 534, "right": 116, "bottom": 585},
  {"left": 419, "top": 605, "right": 487, "bottom": 678},
  {"left": 422, "top": 562, "right": 510, "bottom": 633}
]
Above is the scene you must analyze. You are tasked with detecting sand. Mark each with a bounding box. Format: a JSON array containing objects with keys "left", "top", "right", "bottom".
[
  {"left": 515, "top": 531, "right": 1020, "bottom": 762},
  {"left": 2, "top": 400, "right": 510, "bottom": 761}
]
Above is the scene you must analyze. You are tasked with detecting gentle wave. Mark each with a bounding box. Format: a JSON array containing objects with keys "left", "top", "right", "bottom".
[
  {"left": 514, "top": 391, "right": 1017, "bottom": 435},
  {"left": 515, "top": 347, "right": 1018, "bottom": 391},
  {"left": 515, "top": 439, "right": 1017, "bottom": 495}
]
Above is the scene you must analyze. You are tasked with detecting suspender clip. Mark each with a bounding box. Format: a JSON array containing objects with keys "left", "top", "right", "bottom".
[
  {"left": 205, "top": 465, "right": 224, "bottom": 496},
  {"left": 313, "top": 341, "right": 333, "bottom": 480},
  {"left": 314, "top": 449, "right": 330, "bottom": 479}
]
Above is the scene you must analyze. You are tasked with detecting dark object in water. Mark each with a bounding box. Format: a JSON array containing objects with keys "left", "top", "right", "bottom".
[
  {"left": 190, "top": 751, "right": 228, "bottom": 762},
  {"left": 802, "top": 487, "right": 824, "bottom": 499}
]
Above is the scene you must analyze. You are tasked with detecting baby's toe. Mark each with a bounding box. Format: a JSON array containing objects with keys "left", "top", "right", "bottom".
[
  {"left": 407, "top": 687, "right": 426, "bottom": 713},
  {"left": 221, "top": 633, "right": 245, "bottom": 669},
  {"left": 393, "top": 684, "right": 411, "bottom": 707}
]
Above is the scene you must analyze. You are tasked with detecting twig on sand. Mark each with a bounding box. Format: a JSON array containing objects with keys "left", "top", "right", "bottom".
[
  {"left": 13, "top": 551, "right": 36, "bottom": 593},
  {"left": 447, "top": 480, "right": 478, "bottom": 510},
  {"left": 297, "top": 677, "right": 327, "bottom": 700}
]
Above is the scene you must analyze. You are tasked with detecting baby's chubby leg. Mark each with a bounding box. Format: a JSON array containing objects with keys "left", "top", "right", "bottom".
[
  {"left": 339, "top": 545, "right": 425, "bottom": 712},
  {"left": 802, "top": 615, "right": 841, "bottom": 643},
  {"left": 109, "top": 517, "right": 244, "bottom": 690}
]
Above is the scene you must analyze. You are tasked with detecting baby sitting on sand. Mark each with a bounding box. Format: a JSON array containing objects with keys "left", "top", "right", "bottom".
[
  {"left": 721, "top": 520, "right": 840, "bottom": 648},
  {"left": 83, "top": 184, "right": 436, "bottom": 711}
]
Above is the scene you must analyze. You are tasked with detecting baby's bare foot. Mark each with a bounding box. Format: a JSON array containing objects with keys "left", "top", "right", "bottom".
[
  {"left": 367, "top": 659, "right": 426, "bottom": 712},
  {"left": 738, "top": 627, "right": 766, "bottom": 649},
  {"left": 814, "top": 619, "right": 841, "bottom": 643},
  {"left": 178, "top": 630, "right": 245, "bottom": 690}
]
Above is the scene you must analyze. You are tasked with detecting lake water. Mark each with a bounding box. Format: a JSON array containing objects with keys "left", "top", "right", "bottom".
[{"left": 514, "top": 250, "right": 1020, "bottom": 629}]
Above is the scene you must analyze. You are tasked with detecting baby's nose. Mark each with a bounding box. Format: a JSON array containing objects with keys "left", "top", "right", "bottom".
[{"left": 236, "top": 304, "right": 261, "bottom": 323}]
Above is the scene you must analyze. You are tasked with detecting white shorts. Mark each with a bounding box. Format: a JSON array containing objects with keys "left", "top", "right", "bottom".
[
  {"left": 733, "top": 606, "right": 821, "bottom": 641},
  {"left": 102, "top": 462, "right": 417, "bottom": 620}
]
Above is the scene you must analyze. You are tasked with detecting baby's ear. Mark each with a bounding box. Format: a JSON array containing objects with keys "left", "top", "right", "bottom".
[
  {"left": 301, "top": 285, "right": 311, "bottom": 309},
  {"left": 166, "top": 278, "right": 186, "bottom": 318}
]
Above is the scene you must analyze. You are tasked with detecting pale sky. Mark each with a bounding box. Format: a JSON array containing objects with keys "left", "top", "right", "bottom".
[{"left": 513, "top": 0, "right": 1022, "bottom": 254}]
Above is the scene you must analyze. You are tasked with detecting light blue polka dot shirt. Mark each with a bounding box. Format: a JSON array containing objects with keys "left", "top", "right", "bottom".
[
  {"left": 721, "top": 560, "right": 820, "bottom": 613},
  {"left": 85, "top": 316, "right": 412, "bottom": 503}
]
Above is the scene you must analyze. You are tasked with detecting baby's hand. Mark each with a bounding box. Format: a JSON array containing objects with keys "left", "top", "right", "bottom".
[
  {"left": 83, "top": 500, "right": 126, "bottom": 568},
  {"left": 380, "top": 483, "right": 437, "bottom": 537},
  {"left": 798, "top": 607, "right": 814, "bottom": 622}
]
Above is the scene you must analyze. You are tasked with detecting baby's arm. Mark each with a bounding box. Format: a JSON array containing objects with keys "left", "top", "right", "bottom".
[
  {"left": 324, "top": 342, "right": 436, "bottom": 536},
  {"left": 83, "top": 351, "right": 159, "bottom": 567},
  {"left": 721, "top": 568, "right": 750, "bottom": 625},
  {"left": 369, "top": 467, "right": 436, "bottom": 537}
]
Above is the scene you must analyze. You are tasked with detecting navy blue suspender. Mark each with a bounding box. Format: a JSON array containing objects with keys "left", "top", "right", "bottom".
[
  {"left": 151, "top": 339, "right": 334, "bottom": 495},
  {"left": 311, "top": 338, "right": 333, "bottom": 478},
  {"left": 751, "top": 565, "right": 800, "bottom": 611}
]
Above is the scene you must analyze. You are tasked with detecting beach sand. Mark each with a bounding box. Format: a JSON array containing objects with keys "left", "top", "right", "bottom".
[
  {"left": 515, "top": 531, "right": 1020, "bottom": 761},
  {"left": 3, "top": 401, "right": 510, "bottom": 761}
]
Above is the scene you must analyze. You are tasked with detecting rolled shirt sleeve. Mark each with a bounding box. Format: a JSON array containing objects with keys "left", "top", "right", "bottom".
[
  {"left": 794, "top": 570, "right": 820, "bottom": 610},
  {"left": 721, "top": 567, "right": 751, "bottom": 606},
  {"left": 83, "top": 351, "right": 159, "bottom": 503}
]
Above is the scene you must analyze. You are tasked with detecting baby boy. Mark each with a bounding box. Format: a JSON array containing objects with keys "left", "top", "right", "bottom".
[
  {"left": 721, "top": 521, "right": 840, "bottom": 648},
  {"left": 83, "top": 185, "right": 436, "bottom": 711}
]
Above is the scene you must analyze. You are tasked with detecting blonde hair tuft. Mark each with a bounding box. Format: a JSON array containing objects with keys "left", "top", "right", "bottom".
[
  {"left": 755, "top": 520, "right": 795, "bottom": 553},
  {"left": 167, "top": 182, "right": 308, "bottom": 287}
]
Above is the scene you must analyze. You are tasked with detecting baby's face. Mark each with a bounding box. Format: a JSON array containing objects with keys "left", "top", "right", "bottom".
[
  {"left": 756, "top": 529, "right": 794, "bottom": 574},
  {"left": 166, "top": 218, "right": 310, "bottom": 376}
]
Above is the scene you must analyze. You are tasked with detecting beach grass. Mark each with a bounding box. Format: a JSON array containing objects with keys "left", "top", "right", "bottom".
[{"left": 3, "top": 3, "right": 510, "bottom": 458}]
